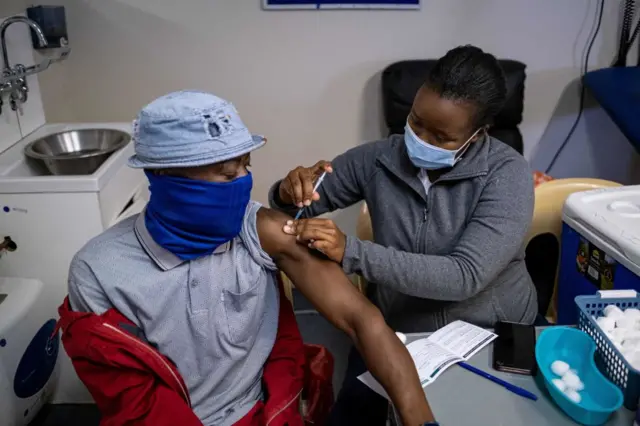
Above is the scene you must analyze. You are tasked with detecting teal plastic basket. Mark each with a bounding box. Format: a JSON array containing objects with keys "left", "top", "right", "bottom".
[
  {"left": 536, "top": 327, "right": 623, "bottom": 425},
  {"left": 576, "top": 290, "right": 640, "bottom": 410}
]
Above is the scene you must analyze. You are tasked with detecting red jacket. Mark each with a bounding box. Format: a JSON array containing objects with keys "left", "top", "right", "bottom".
[{"left": 57, "top": 279, "right": 333, "bottom": 426}]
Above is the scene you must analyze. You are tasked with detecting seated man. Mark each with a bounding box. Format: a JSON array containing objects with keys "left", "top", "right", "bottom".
[{"left": 61, "top": 91, "right": 435, "bottom": 426}]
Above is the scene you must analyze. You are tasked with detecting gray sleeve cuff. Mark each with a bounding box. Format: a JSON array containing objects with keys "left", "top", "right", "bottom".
[
  {"left": 268, "top": 180, "right": 299, "bottom": 216},
  {"left": 67, "top": 258, "right": 113, "bottom": 315},
  {"left": 342, "top": 235, "right": 361, "bottom": 275},
  {"left": 240, "top": 201, "right": 277, "bottom": 271}
]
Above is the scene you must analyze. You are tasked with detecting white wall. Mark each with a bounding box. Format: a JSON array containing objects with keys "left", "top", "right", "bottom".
[
  {"left": 36, "top": 0, "right": 639, "bottom": 222},
  {"left": 0, "top": 0, "right": 26, "bottom": 17}
]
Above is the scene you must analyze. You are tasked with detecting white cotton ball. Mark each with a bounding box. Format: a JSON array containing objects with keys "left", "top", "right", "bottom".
[
  {"left": 604, "top": 305, "right": 624, "bottom": 320},
  {"left": 613, "top": 340, "right": 625, "bottom": 353},
  {"left": 619, "top": 342, "right": 637, "bottom": 359},
  {"left": 597, "top": 316, "right": 616, "bottom": 333},
  {"left": 551, "top": 360, "right": 571, "bottom": 376},
  {"left": 562, "top": 371, "right": 584, "bottom": 391},
  {"left": 611, "top": 328, "right": 630, "bottom": 345},
  {"left": 615, "top": 327, "right": 630, "bottom": 337},
  {"left": 624, "top": 308, "right": 640, "bottom": 321},
  {"left": 626, "top": 352, "right": 640, "bottom": 370},
  {"left": 552, "top": 378, "right": 567, "bottom": 393},
  {"left": 607, "top": 327, "right": 624, "bottom": 342},
  {"left": 395, "top": 332, "right": 407, "bottom": 344},
  {"left": 570, "top": 378, "right": 585, "bottom": 391},
  {"left": 623, "top": 338, "right": 640, "bottom": 352},
  {"left": 632, "top": 357, "right": 640, "bottom": 371},
  {"left": 564, "top": 389, "right": 582, "bottom": 404},
  {"left": 622, "top": 331, "right": 640, "bottom": 344},
  {"left": 616, "top": 316, "right": 639, "bottom": 331}
]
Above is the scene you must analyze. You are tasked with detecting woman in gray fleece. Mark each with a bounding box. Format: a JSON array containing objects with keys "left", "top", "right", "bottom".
[{"left": 270, "top": 45, "right": 537, "bottom": 425}]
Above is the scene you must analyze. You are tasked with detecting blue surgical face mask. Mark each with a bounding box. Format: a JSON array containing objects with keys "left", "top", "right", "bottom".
[
  {"left": 144, "top": 171, "right": 252, "bottom": 260},
  {"left": 404, "top": 123, "right": 481, "bottom": 170}
]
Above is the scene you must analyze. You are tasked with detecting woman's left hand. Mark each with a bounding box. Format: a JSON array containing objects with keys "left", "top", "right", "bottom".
[{"left": 283, "top": 218, "right": 346, "bottom": 263}]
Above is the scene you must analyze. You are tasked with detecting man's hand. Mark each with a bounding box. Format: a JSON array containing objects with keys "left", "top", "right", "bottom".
[
  {"left": 278, "top": 161, "right": 333, "bottom": 207},
  {"left": 283, "top": 218, "right": 346, "bottom": 263},
  {"left": 257, "top": 207, "right": 435, "bottom": 425}
]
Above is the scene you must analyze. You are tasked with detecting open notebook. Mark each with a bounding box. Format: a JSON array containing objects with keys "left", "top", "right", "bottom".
[{"left": 358, "top": 320, "right": 497, "bottom": 399}]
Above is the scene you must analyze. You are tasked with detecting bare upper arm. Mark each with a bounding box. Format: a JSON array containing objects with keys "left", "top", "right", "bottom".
[
  {"left": 256, "top": 207, "right": 300, "bottom": 262},
  {"left": 256, "top": 206, "right": 342, "bottom": 267},
  {"left": 256, "top": 207, "right": 379, "bottom": 337}
]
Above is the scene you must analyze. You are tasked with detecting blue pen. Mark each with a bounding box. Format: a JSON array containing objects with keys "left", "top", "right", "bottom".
[
  {"left": 294, "top": 171, "right": 327, "bottom": 220},
  {"left": 458, "top": 362, "right": 538, "bottom": 401}
]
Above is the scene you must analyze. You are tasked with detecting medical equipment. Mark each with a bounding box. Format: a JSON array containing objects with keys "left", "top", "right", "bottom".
[
  {"left": 552, "top": 378, "right": 567, "bottom": 393},
  {"left": 294, "top": 171, "right": 327, "bottom": 220},
  {"left": 577, "top": 291, "right": 640, "bottom": 410},
  {"left": 0, "top": 277, "right": 59, "bottom": 426},
  {"left": 551, "top": 360, "right": 570, "bottom": 376},
  {"left": 536, "top": 327, "right": 623, "bottom": 425},
  {"left": 561, "top": 371, "right": 584, "bottom": 392},
  {"left": 0, "top": 122, "right": 148, "bottom": 403}
]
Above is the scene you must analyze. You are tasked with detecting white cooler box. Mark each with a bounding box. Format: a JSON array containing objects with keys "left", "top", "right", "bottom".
[{"left": 557, "top": 185, "right": 640, "bottom": 325}]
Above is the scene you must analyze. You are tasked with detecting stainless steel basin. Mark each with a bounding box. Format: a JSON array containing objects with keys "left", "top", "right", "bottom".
[{"left": 24, "top": 129, "right": 131, "bottom": 175}]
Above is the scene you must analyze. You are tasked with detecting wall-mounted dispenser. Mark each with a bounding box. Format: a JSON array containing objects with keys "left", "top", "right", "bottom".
[{"left": 26, "top": 6, "right": 68, "bottom": 49}]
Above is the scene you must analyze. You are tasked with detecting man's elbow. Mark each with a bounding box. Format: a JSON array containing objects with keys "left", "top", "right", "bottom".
[{"left": 347, "top": 303, "right": 388, "bottom": 344}]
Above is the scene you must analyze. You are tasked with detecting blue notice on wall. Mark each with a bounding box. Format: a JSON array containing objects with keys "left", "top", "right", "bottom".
[{"left": 264, "top": 0, "right": 420, "bottom": 9}]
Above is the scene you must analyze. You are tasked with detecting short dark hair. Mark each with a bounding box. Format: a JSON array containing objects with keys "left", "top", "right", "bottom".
[{"left": 424, "top": 45, "right": 507, "bottom": 128}]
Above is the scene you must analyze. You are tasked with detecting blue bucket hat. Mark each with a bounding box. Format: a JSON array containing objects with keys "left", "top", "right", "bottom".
[{"left": 128, "top": 90, "right": 265, "bottom": 169}]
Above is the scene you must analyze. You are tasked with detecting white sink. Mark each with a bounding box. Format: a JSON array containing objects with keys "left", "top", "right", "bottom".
[{"left": 0, "top": 122, "right": 134, "bottom": 193}]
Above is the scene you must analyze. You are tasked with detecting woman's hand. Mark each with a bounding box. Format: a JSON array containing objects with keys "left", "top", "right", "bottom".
[
  {"left": 278, "top": 161, "right": 333, "bottom": 207},
  {"left": 283, "top": 218, "right": 346, "bottom": 263}
]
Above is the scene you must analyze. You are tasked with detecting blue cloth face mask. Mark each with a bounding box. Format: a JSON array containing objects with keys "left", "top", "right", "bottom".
[
  {"left": 144, "top": 171, "right": 252, "bottom": 260},
  {"left": 404, "top": 123, "right": 481, "bottom": 170}
]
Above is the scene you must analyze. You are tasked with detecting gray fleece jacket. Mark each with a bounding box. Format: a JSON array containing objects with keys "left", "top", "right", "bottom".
[{"left": 270, "top": 134, "right": 537, "bottom": 332}]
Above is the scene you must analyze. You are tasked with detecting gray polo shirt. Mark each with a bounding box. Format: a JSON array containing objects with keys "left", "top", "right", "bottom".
[{"left": 68, "top": 201, "right": 279, "bottom": 426}]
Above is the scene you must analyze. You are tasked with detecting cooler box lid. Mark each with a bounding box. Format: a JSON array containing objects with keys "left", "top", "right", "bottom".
[{"left": 563, "top": 185, "right": 640, "bottom": 275}]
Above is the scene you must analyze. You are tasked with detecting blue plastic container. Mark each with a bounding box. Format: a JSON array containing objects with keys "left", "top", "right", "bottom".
[{"left": 536, "top": 327, "right": 623, "bottom": 425}]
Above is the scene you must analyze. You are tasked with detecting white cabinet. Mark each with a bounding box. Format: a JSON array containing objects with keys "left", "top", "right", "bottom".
[
  {"left": 0, "top": 109, "right": 21, "bottom": 155},
  {"left": 0, "top": 122, "right": 146, "bottom": 403}
]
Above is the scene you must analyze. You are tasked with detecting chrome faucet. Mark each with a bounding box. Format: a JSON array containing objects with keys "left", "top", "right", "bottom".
[{"left": 0, "top": 16, "right": 48, "bottom": 114}]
